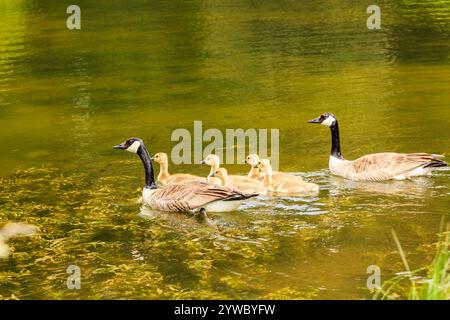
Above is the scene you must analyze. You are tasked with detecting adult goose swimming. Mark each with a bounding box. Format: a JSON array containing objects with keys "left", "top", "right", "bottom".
[
  {"left": 113, "top": 138, "right": 257, "bottom": 213},
  {"left": 308, "top": 113, "right": 448, "bottom": 181}
]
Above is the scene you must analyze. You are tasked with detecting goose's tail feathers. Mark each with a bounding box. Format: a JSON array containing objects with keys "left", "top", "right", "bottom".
[{"left": 224, "top": 192, "right": 258, "bottom": 201}]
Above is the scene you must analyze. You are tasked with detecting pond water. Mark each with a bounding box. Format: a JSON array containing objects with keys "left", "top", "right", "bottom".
[{"left": 0, "top": 0, "right": 449, "bottom": 299}]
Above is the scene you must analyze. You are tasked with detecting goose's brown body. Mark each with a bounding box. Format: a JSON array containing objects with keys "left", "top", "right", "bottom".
[
  {"left": 330, "top": 152, "right": 447, "bottom": 181},
  {"left": 143, "top": 180, "right": 257, "bottom": 212},
  {"left": 308, "top": 113, "right": 448, "bottom": 182}
]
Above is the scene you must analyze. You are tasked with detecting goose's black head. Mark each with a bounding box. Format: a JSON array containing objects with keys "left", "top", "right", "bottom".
[
  {"left": 113, "top": 137, "right": 155, "bottom": 189},
  {"left": 308, "top": 113, "right": 337, "bottom": 128},
  {"left": 113, "top": 137, "right": 145, "bottom": 154}
]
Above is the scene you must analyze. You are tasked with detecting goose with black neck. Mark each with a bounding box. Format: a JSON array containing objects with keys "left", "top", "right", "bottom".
[
  {"left": 113, "top": 138, "right": 257, "bottom": 213},
  {"left": 308, "top": 113, "right": 447, "bottom": 181}
]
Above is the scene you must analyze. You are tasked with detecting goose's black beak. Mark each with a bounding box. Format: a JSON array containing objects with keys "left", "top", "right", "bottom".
[
  {"left": 308, "top": 116, "right": 322, "bottom": 124},
  {"left": 113, "top": 143, "right": 126, "bottom": 150}
]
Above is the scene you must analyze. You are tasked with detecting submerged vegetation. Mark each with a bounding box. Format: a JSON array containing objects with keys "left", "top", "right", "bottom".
[
  {"left": 374, "top": 226, "right": 450, "bottom": 300},
  {"left": 1, "top": 0, "right": 450, "bottom": 300},
  {"left": 1, "top": 166, "right": 448, "bottom": 299},
  {"left": 0, "top": 167, "right": 322, "bottom": 299}
]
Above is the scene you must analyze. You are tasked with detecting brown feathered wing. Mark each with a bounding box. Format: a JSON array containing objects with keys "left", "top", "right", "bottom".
[
  {"left": 350, "top": 152, "right": 447, "bottom": 181},
  {"left": 146, "top": 181, "right": 257, "bottom": 212}
]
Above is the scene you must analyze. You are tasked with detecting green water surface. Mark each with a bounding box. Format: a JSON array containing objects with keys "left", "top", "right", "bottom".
[{"left": 0, "top": 0, "right": 449, "bottom": 299}]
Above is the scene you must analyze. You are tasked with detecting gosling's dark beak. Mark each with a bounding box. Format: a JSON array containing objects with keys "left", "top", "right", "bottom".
[
  {"left": 253, "top": 165, "right": 258, "bottom": 169},
  {"left": 200, "top": 160, "right": 206, "bottom": 164},
  {"left": 308, "top": 116, "right": 322, "bottom": 124},
  {"left": 244, "top": 159, "right": 247, "bottom": 164},
  {"left": 113, "top": 143, "right": 126, "bottom": 150}
]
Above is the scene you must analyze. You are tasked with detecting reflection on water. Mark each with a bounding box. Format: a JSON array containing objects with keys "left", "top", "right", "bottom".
[
  {"left": 0, "top": 0, "right": 449, "bottom": 299},
  {"left": 328, "top": 175, "right": 432, "bottom": 197},
  {"left": 0, "top": 165, "right": 449, "bottom": 299},
  {"left": 139, "top": 205, "right": 218, "bottom": 230}
]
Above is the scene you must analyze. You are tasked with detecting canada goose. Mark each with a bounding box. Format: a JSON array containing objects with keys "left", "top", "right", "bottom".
[
  {"left": 245, "top": 154, "right": 264, "bottom": 180},
  {"left": 0, "top": 223, "right": 39, "bottom": 259},
  {"left": 201, "top": 154, "right": 264, "bottom": 187},
  {"left": 244, "top": 154, "right": 291, "bottom": 182},
  {"left": 152, "top": 152, "right": 205, "bottom": 186},
  {"left": 200, "top": 154, "right": 225, "bottom": 183},
  {"left": 114, "top": 138, "right": 257, "bottom": 213},
  {"left": 214, "top": 167, "right": 266, "bottom": 195},
  {"left": 256, "top": 159, "right": 320, "bottom": 194},
  {"left": 308, "top": 113, "right": 448, "bottom": 181}
]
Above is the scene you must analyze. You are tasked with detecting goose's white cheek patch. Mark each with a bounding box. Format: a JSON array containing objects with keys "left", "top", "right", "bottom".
[
  {"left": 126, "top": 141, "right": 141, "bottom": 153},
  {"left": 321, "top": 116, "right": 336, "bottom": 127}
]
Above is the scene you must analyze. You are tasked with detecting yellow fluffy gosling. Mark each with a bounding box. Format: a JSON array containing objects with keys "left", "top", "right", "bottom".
[
  {"left": 245, "top": 154, "right": 299, "bottom": 182},
  {"left": 202, "top": 154, "right": 263, "bottom": 187},
  {"left": 245, "top": 154, "right": 264, "bottom": 180},
  {"left": 256, "top": 159, "right": 319, "bottom": 195},
  {"left": 152, "top": 152, "right": 205, "bottom": 186},
  {"left": 214, "top": 167, "right": 266, "bottom": 195}
]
